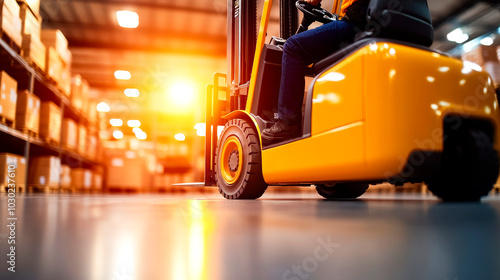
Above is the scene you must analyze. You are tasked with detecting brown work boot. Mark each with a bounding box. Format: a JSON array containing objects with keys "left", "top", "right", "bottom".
[{"left": 261, "top": 120, "right": 300, "bottom": 141}]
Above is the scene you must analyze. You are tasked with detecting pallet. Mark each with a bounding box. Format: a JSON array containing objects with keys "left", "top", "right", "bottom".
[
  {"left": 23, "top": 57, "right": 45, "bottom": 75},
  {"left": 41, "top": 137, "right": 59, "bottom": 147},
  {"left": 27, "top": 185, "right": 59, "bottom": 193},
  {"left": 0, "top": 115, "right": 15, "bottom": 128},
  {"left": 1, "top": 184, "right": 26, "bottom": 193},
  {"left": 0, "top": 30, "right": 22, "bottom": 55},
  {"left": 17, "top": 127, "right": 38, "bottom": 139}
]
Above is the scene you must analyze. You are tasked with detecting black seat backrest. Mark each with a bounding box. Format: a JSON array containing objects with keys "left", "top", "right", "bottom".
[{"left": 355, "top": 0, "right": 434, "bottom": 47}]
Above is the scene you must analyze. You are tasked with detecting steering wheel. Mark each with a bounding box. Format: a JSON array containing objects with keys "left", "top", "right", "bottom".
[{"left": 295, "top": 1, "right": 337, "bottom": 24}]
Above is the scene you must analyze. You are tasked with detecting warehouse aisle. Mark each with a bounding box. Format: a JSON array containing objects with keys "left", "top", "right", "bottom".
[{"left": 1, "top": 192, "right": 500, "bottom": 280}]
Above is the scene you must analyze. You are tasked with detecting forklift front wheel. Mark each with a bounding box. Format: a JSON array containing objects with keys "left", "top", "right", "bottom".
[
  {"left": 316, "top": 183, "right": 369, "bottom": 199},
  {"left": 215, "top": 119, "right": 268, "bottom": 199}
]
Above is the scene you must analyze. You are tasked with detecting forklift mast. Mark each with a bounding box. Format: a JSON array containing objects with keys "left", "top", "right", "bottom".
[{"left": 226, "top": 0, "right": 300, "bottom": 111}]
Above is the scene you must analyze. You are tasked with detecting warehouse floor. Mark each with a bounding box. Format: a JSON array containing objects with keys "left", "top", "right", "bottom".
[{"left": 1, "top": 191, "right": 500, "bottom": 280}]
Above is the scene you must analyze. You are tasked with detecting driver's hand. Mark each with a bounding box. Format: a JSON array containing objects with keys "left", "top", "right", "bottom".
[{"left": 306, "top": 0, "right": 321, "bottom": 5}]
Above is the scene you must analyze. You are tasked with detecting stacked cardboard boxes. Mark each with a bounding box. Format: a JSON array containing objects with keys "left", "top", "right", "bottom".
[
  {"left": 41, "top": 29, "right": 70, "bottom": 87},
  {"left": 61, "top": 118, "right": 77, "bottom": 151},
  {"left": 15, "top": 89, "right": 39, "bottom": 134},
  {"left": 485, "top": 62, "right": 500, "bottom": 89},
  {"left": 0, "top": 153, "right": 26, "bottom": 190},
  {"left": 28, "top": 156, "right": 60, "bottom": 189},
  {"left": 462, "top": 45, "right": 498, "bottom": 69},
  {"left": 39, "top": 101, "right": 61, "bottom": 144},
  {"left": 20, "top": 3, "right": 44, "bottom": 70},
  {"left": 71, "top": 168, "right": 92, "bottom": 190},
  {"left": 16, "top": 0, "right": 39, "bottom": 18},
  {"left": 0, "top": 0, "right": 22, "bottom": 47},
  {"left": 77, "top": 124, "right": 86, "bottom": 155},
  {"left": 60, "top": 164, "right": 71, "bottom": 189},
  {"left": 0, "top": 71, "right": 17, "bottom": 125}
]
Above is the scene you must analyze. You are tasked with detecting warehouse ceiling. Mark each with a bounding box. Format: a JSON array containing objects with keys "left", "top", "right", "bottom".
[{"left": 39, "top": 0, "right": 500, "bottom": 100}]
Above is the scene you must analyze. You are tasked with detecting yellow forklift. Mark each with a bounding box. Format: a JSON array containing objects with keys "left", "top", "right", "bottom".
[{"left": 203, "top": 0, "right": 500, "bottom": 201}]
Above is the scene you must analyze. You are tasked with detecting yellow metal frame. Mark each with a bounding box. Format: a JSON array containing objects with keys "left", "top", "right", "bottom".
[{"left": 245, "top": 0, "right": 273, "bottom": 112}]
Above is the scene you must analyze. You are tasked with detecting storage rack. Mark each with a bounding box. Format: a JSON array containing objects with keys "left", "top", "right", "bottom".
[{"left": 0, "top": 37, "right": 103, "bottom": 190}]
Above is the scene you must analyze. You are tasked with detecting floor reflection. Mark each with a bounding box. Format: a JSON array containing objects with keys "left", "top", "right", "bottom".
[{"left": 0, "top": 193, "right": 499, "bottom": 280}]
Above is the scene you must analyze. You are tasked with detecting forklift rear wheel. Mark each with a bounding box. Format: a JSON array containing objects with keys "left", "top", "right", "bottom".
[
  {"left": 426, "top": 128, "right": 499, "bottom": 202},
  {"left": 215, "top": 119, "right": 268, "bottom": 199},
  {"left": 316, "top": 183, "right": 368, "bottom": 199}
]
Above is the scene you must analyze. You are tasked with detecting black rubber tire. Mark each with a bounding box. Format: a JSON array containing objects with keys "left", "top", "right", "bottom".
[
  {"left": 215, "top": 119, "right": 268, "bottom": 199},
  {"left": 426, "top": 129, "right": 499, "bottom": 202},
  {"left": 316, "top": 183, "right": 368, "bottom": 199}
]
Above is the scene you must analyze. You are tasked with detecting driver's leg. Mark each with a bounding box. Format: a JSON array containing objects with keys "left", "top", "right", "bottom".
[{"left": 262, "top": 19, "right": 356, "bottom": 140}]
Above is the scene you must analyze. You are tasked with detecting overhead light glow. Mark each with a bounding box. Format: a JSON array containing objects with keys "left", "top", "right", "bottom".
[
  {"left": 114, "top": 70, "right": 131, "bottom": 80},
  {"left": 132, "top": 127, "right": 142, "bottom": 134},
  {"left": 175, "top": 133, "right": 186, "bottom": 141},
  {"left": 195, "top": 123, "right": 206, "bottom": 137},
  {"left": 124, "top": 88, "right": 140, "bottom": 97},
  {"left": 110, "top": 118, "right": 123, "bottom": 127},
  {"left": 127, "top": 120, "right": 141, "bottom": 127},
  {"left": 116, "top": 11, "right": 139, "bottom": 28},
  {"left": 96, "top": 102, "right": 110, "bottom": 112},
  {"left": 480, "top": 36, "right": 494, "bottom": 46},
  {"left": 447, "top": 28, "right": 469, "bottom": 44},
  {"left": 136, "top": 131, "right": 147, "bottom": 140},
  {"left": 169, "top": 81, "right": 195, "bottom": 106},
  {"left": 113, "top": 130, "right": 124, "bottom": 139}
]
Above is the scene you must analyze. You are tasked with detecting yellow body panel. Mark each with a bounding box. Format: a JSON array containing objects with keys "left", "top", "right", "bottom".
[{"left": 262, "top": 42, "right": 499, "bottom": 184}]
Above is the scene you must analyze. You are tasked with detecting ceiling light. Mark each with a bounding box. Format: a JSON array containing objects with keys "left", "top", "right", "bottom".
[
  {"left": 174, "top": 133, "right": 186, "bottom": 141},
  {"left": 480, "top": 36, "right": 494, "bottom": 46},
  {"left": 124, "top": 88, "right": 140, "bottom": 97},
  {"left": 96, "top": 102, "right": 110, "bottom": 112},
  {"left": 127, "top": 120, "right": 141, "bottom": 127},
  {"left": 116, "top": 11, "right": 139, "bottom": 28},
  {"left": 132, "top": 127, "right": 142, "bottom": 134},
  {"left": 195, "top": 123, "right": 206, "bottom": 136},
  {"left": 113, "top": 130, "right": 124, "bottom": 139},
  {"left": 136, "top": 131, "right": 147, "bottom": 140},
  {"left": 110, "top": 118, "right": 123, "bottom": 127},
  {"left": 447, "top": 28, "right": 469, "bottom": 44},
  {"left": 114, "top": 70, "right": 131, "bottom": 80}
]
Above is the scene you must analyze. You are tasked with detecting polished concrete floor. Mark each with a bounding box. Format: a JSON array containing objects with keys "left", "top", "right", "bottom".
[{"left": 1, "top": 190, "right": 500, "bottom": 280}]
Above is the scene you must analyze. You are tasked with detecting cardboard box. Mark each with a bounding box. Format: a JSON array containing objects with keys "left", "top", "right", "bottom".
[
  {"left": 0, "top": 0, "right": 22, "bottom": 47},
  {"left": 45, "top": 47, "right": 62, "bottom": 84},
  {"left": 462, "top": 45, "right": 498, "bottom": 68},
  {"left": 59, "top": 65, "right": 71, "bottom": 97},
  {"left": 71, "top": 74, "right": 83, "bottom": 110},
  {"left": 16, "top": 0, "right": 39, "bottom": 19},
  {"left": 485, "top": 62, "right": 500, "bottom": 89},
  {"left": 39, "top": 101, "right": 61, "bottom": 144},
  {"left": 61, "top": 118, "right": 77, "bottom": 151},
  {"left": 28, "top": 156, "right": 60, "bottom": 188},
  {"left": 0, "top": 153, "right": 26, "bottom": 189},
  {"left": 77, "top": 124, "right": 87, "bottom": 155},
  {"left": 22, "top": 34, "right": 46, "bottom": 71},
  {"left": 15, "top": 89, "right": 39, "bottom": 133},
  {"left": 71, "top": 168, "right": 92, "bottom": 190},
  {"left": 40, "top": 29, "right": 68, "bottom": 60},
  {"left": 60, "top": 164, "right": 71, "bottom": 189},
  {"left": 0, "top": 70, "right": 17, "bottom": 123},
  {"left": 19, "top": 2, "right": 39, "bottom": 38},
  {"left": 93, "top": 172, "right": 102, "bottom": 190}
]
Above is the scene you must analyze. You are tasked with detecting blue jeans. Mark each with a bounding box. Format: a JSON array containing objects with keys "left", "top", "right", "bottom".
[{"left": 278, "top": 19, "right": 356, "bottom": 125}]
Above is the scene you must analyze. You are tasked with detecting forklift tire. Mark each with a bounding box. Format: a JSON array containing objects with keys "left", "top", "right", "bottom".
[
  {"left": 316, "top": 183, "right": 368, "bottom": 199},
  {"left": 426, "top": 128, "right": 499, "bottom": 202},
  {"left": 215, "top": 118, "right": 268, "bottom": 199}
]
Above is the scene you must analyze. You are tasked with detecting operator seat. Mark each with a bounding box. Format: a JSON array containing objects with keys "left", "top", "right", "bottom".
[
  {"left": 355, "top": 0, "right": 433, "bottom": 46},
  {"left": 308, "top": 0, "right": 433, "bottom": 75}
]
